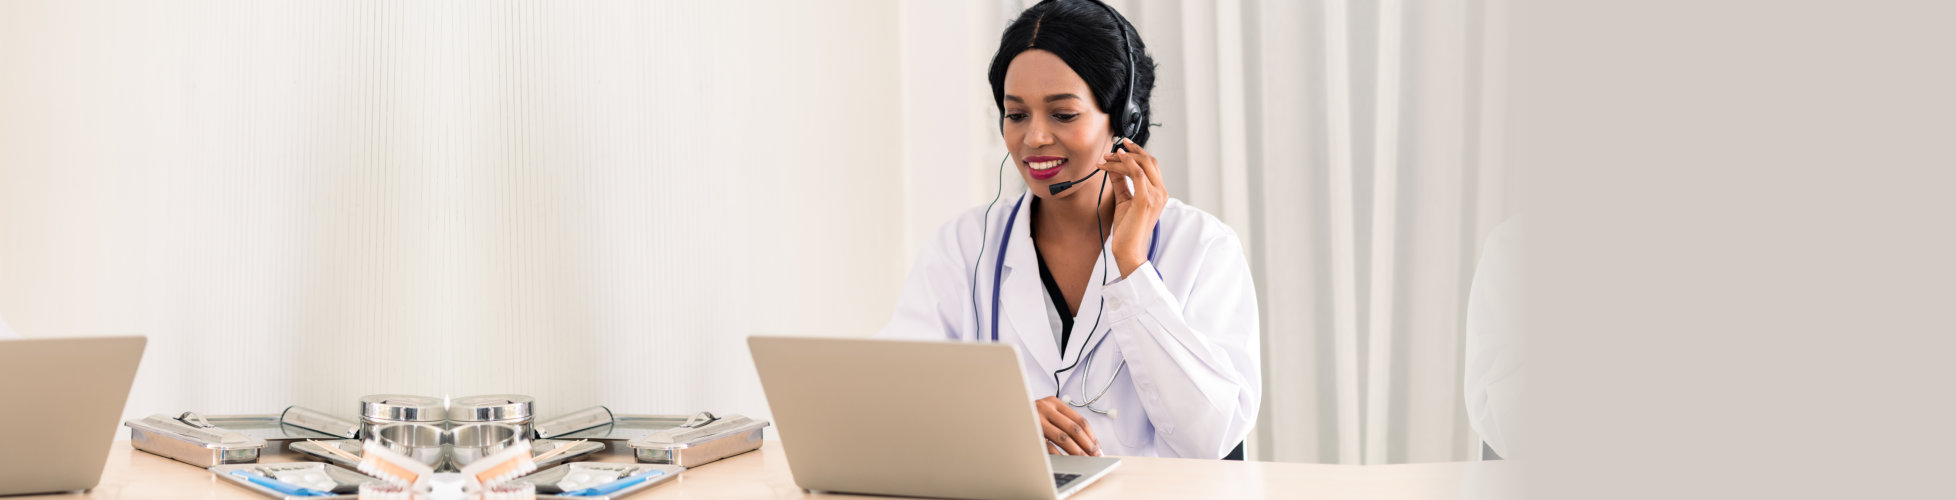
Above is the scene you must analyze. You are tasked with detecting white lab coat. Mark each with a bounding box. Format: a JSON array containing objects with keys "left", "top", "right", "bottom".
[
  {"left": 877, "top": 191, "right": 1261, "bottom": 459},
  {"left": 1464, "top": 217, "right": 1526, "bottom": 458}
]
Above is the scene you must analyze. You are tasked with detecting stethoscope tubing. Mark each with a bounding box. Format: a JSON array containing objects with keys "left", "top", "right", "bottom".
[{"left": 989, "top": 193, "right": 1159, "bottom": 413}]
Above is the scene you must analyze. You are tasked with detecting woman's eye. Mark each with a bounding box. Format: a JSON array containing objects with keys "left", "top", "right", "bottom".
[
  {"left": 1005, "top": 113, "right": 1029, "bottom": 122},
  {"left": 1054, "top": 113, "right": 1080, "bottom": 122}
]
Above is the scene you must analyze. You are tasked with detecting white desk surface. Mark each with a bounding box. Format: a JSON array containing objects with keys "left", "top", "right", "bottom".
[{"left": 20, "top": 440, "right": 1519, "bottom": 499}]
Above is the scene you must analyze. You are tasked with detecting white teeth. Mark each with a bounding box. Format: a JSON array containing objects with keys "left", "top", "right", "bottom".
[{"left": 1029, "top": 159, "right": 1066, "bottom": 170}]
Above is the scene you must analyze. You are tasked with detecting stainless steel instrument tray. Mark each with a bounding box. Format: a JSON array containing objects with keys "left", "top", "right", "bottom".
[
  {"left": 125, "top": 413, "right": 269, "bottom": 467},
  {"left": 523, "top": 462, "right": 683, "bottom": 499},
  {"left": 209, "top": 462, "right": 371, "bottom": 499},
  {"left": 625, "top": 415, "right": 769, "bottom": 468},
  {"left": 290, "top": 438, "right": 606, "bottom": 473}
]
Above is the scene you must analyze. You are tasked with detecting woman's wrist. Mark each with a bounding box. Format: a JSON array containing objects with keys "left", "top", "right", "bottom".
[{"left": 1114, "top": 250, "right": 1146, "bottom": 278}]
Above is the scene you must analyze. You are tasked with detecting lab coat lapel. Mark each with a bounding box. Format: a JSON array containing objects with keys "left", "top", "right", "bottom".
[{"left": 999, "top": 193, "right": 1064, "bottom": 378}]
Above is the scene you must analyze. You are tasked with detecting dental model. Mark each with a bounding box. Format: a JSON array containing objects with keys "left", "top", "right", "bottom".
[
  {"left": 460, "top": 440, "right": 537, "bottom": 488},
  {"left": 482, "top": 481, "right": 536, "bottom": 500},
  {"left": 357, "top": 481, "right": 411, "bottom": 500},
  {"left": 358, "top": 441, "right": 434, "bottom": 487}
]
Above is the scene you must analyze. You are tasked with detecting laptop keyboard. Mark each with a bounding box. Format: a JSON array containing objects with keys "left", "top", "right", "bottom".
[{"left": 1053, "top": 473, "right": 1082, "bottom": 489}]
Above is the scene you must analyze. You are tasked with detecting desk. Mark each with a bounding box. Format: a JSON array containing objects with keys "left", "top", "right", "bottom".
[{"left": 23, "top": 441, "right": 1519, "bottom": 499}]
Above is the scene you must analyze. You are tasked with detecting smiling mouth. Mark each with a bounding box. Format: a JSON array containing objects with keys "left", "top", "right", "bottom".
[
  {"left": 1024, "top": 156, "right": 1067, "bottom": 181},
  {"left": 1025, "top": 155, "right": 1068, "bottom": 171}
]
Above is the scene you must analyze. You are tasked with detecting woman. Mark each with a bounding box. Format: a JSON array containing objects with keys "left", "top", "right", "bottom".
[{"left": 877, "top": 0, "right": 1259, "bottom": 459}]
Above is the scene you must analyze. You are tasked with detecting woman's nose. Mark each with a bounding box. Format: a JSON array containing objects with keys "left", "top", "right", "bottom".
[{"left": 1021, "top": 122, "right": 1053, "bottom": 148}]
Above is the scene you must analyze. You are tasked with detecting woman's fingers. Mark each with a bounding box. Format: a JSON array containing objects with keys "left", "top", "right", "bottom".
[
  {"left": 1041, "top": 419, "right": 1087, "bottom": 456},
  {"left": 1102, "top": 156, "right": 1150, "bottom": 201},
  {"left": 1034, "top": 396, "right": 1099, "bottom": 456},
  {"left": 1103, "top": 153, "right": 1157, "bottom": 196},
  {"left": 1120, "top": 139, "right": 1166, "bottom": 192},
  {"left": 1047, "top": 441, "right": 1064, "bottom": 455},
  {"left": 1106, "top": 171, "right": 1133, "bottom": 203},
  {"left": 1099, "top": 152, "right": 1143, "bottom": 180},
  {"left": 1103, "top": 154, "right": 1159, "bottom": 210},
  {"left": 1053, "top": 405, "right": 1098, "bottom": 455}
]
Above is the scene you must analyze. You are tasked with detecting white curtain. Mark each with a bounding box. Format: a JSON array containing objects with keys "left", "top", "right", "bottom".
[
  {"left": 900, "top": 0, "right": 1513, "bottom": 464},
  {"left": 1148, "top": 0, "right": 1512, "bottom": 464}
]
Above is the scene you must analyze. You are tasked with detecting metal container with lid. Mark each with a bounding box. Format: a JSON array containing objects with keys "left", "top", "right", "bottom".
[
  {"left": 449, "top": 394, "right": 536, "bottom": 436},
  {"left": 358, "top": 394, "right": 446, "bottom": 434}
]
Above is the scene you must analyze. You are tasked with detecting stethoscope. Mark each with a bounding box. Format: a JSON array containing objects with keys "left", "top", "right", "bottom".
[{"left": 989, "top": 192, "right": 1160, "bottom": 415}]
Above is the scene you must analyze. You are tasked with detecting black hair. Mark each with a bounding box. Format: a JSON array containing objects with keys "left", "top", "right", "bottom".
[{"left": 988, "top": 0, "right": 1157, "bottom": 147}]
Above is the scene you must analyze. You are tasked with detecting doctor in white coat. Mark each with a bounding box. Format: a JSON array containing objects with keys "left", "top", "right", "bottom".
[{"left": 877, "top": 0, "right": 1260, "bottom": 460}]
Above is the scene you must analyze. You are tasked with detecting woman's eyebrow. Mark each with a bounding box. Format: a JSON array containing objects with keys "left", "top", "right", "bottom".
[{"left": 1003, "top": 93, "right": 1083, "bottom": 104}]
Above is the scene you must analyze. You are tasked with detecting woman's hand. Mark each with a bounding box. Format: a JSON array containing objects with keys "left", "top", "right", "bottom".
[
  {"left": 1100, "top": 138, "right": 1168, "bottom": 278},
  {"left": 1034, "top": 396, "right": 1102, "bottom": 456}
]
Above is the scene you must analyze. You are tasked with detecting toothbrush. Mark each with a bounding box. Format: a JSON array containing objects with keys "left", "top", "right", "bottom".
[
  {"left": 228, "top": 469, "right": 335, "bottom": 497},
  {"left": 557, "top": 470, "right": 666, "bottom": 497}
]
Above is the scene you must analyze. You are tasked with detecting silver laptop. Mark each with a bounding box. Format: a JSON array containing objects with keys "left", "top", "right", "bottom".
[
  {"left": 748, "top": 336, "right": 1119, "bottom": 500},
  {"left": 0, "top": 336, "right": 146, "bottom": 495}
]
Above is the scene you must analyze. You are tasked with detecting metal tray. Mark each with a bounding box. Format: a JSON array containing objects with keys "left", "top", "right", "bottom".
[
  {"left": 199, "top": 414, "right": 352, "bottom": 445},
  {"left": 209, "top": 462, "right": 373, "bottom": 499},
  {"left": 626, "top": 417, "right": 769, "bottom": 468},
  {"left": 523, "top": 462, "right": 684, "bottom": 499},
  {"left": 126, "top": 414, "right": 268, "bottom": 467},
  {"left": 545, "top": 414, "right": 695, "bottom": 442},
  {"left": 290, "top": 438, "right": 606, "bottom": 473}
]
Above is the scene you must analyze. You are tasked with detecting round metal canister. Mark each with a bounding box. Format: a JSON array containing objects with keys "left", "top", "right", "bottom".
[
  {"left": 448, "top": 394, "right": 535, "bottom": 437},
  {"left": 358, "top": 394, "right": 447, "bottom": 435},
  {"left": 367, "top": 422, "right": 447, "bottom": 468},
  {"left": 448, "top": 422, "right": 523, "bottom": 467}
]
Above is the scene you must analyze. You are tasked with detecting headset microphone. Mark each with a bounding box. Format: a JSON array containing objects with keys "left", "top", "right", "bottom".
[
  {"left": 1047, "top": 166, "right": 1104, "bottom": 195},
  {"left": 1046, "top": 136, "right": 1130, "bottom": 195}
]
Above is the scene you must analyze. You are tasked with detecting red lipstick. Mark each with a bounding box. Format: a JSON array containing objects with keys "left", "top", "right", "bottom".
[{"left": 1025, "top": 155, "right": 1067, "bottom": 181}]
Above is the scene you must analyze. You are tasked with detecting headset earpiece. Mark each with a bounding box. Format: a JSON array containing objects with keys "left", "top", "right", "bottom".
[
  {"left": 1117, "top": 102, "right": 1143, "bottom": 143},
  {"left": 1099, "top": 0, "right": 1142, "bottom": 151}
]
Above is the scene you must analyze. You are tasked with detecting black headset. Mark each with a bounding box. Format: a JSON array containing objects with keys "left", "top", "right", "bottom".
[
  {"left": 1046, "top": 0, "right": 1143, "bottom": 196},
  {"left": 1100, "top": 0, "right": 1144, "bottom": 148}
]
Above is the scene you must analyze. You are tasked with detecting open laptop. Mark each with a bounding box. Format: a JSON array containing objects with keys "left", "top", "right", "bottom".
[
  {"left": 748, "top": 336, "right": 1119, "bottom": 500},
  {"left": 0, "top": 336, "right": 146, "bottom": 495}
]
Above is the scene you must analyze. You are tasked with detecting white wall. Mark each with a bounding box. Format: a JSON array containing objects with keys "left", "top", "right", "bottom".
[{"left": 0, "top": 0, "right": 906, "bottom": 425}]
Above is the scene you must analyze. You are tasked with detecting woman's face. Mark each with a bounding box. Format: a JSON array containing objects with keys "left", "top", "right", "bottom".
[{"left": 1002, "top": 49, "right": 1117, "bottom": 201}]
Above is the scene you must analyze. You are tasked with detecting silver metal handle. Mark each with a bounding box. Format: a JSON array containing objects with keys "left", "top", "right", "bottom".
[{"left": 177, "top": 412, "right": 214, "bottom": 429}]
